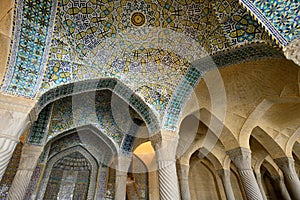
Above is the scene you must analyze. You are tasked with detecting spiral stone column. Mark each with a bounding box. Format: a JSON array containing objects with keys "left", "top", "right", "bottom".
[
  {"left": 115, "top": 155, "right": 131, "bottom": 200},
  {"left": 0, "top": 136, "right": 18, "bottom": 179},
  {"left": 274, "top": 157, "right": 300, "bottom": 200},
  {"left": 0, "top": 94, "right": 36, "bottom": 181},
  {"left": 7, "top": 144, "right": 43, "bottom": 200},
  {"left": 272, "top": 176, "right": 291, "bottom": 200},
  {"left": 152, "top": 130, "right": 180, "bottom": 200},
  {"left": 254, "top": 172, "right": 267, "bottom": 200},
  {"left": 227, "top": 147, "right": 264, "bottom": 200},
  {"left": 217, "top": 169, "right": 235, "bottom": 200},
  {"left": 178, "top": 162, "right": 191, "bottom": 200}
]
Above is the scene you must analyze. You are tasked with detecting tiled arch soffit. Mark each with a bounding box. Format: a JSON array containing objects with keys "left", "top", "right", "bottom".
[
  {"left": 44, "top": 126, "right": 119, "bottom": 163},
  {"left": 36, "top": 79, "right": 160, "bottom": 134},
  {"left": 0, "top": 0, "right": 296, "bottom": 131}
]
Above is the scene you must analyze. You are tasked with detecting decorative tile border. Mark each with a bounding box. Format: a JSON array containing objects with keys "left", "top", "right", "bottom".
[
  {"left": 238, "top": 0, "right": 299, "bottom": 46},
  {"left": 1, "top": 0, "right": 58, "bottom": 97}
]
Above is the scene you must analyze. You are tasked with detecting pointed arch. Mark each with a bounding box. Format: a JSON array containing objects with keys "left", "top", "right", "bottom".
[
  {"left": 286, "top": 127, "right": 300, "bottom": 158},
  {"left": 262, "top": 156, "right": 282, "bottom": 178},
  {"left": 199, "top": 108, "right": 239, "bottom": 151},
  {"left": 37, "top": 78, "right": 160, "bottom": 134},
  {"left": 46, "top": 125, "right": 119, "bottom": 163},
  {"left": 36, "top": 145, "right": 98, "bottom": 199},
  {"left": 252, "top": 126, "right": 287, "bottom": 159}
]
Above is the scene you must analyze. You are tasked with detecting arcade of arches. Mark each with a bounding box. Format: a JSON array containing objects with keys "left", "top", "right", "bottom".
[{"left": 0, "top": 0, "right": 300, "bottom": 199}]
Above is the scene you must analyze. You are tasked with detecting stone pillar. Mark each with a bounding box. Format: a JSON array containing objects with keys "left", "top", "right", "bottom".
[
  {"left": 283, "top": 38, "right": 300, "bottom": 67},
  {"left": 114, "top": 155, "right": 131, "bottom": 200},
  {"left": 217, "top": 169, "right": 235, "bottom": 200},
  {"left": 0, "top": 94, "right": 36, "bottom": 181},
  {"left": 0, "top": 135, "right": 18, "bottom": 180},
  {"left": 254, "top": 172, "right": 267, "bottom": 200},
  {"left": 152, "top": 130, "right": 180, "bottom": 200},
  {"left": 177, "top": 162, "right": 190, "bottom": 200},
  {"left": 274, "top": 157, "right": 300, "bottom": 200},
  {"left": 227, "top": 147, "right": 264, "bottom": 200},
  {"left": 272, "top": 176, "right": 291, "bottom": 200},
  {"left": 7, "top": 145, "right": 43, "bottom": 200}
]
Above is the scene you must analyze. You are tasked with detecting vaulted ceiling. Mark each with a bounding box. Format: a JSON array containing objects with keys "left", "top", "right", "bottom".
[{"left": 0, "top": 0, "right": 299, "bottom": 131}]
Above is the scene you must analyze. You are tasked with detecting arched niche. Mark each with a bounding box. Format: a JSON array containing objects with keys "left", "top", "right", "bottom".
[
  {"left": 37, "top": 146, "right": 98, "bottom": 200},
  {"left": 189, "top": 155, "right": 221, "bottom": 200}
]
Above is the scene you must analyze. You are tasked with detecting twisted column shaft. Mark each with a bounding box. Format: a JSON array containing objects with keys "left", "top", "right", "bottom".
[
  {"left": 153, "top": 130, "right": 180, "bottom": 200},
  {"left": 272, "top": 176, "right": 291, "bottom": 200},
  {"left": 217, "top": 169, "right": 235, "bottom": 200},
  {"left": 0, "top": 136, "right": 18, "bottom": 180},
  {"left": 275, "top": 157, "right": 300, "bottom": 200},
  {"left": 255, "top": 172, "right": 267, "bottom": 200},
  {"left": 157, "top": 160, "right": 180, "bottom": 200},
  {"left": 227, "top": 148, "right": 264, "bottom": 200},
  {"left": 0, "top": 95, "right": 36, "bottom": 181},
  {"left": 7, "top": 145, "right": 43, "bottom": 200}
]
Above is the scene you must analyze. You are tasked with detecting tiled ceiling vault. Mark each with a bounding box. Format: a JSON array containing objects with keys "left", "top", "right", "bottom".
[
  {"left": 1, "top": 0, "right": 296, "bottom": 130},
  {"left": 28, "top": 90, "right": 145, "bottom": 151},
  {"left": 239, "top": 0, "right": 299, "bottom": 45}
]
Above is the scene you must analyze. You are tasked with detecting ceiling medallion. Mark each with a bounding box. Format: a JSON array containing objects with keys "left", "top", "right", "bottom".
[{"left": 131, "top": 12, "right": 146, "bottom": 27}]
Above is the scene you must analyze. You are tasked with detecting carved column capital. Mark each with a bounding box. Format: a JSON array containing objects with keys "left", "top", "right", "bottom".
[
  {"left": 153, "top": 130, "right": 179, "bottom": 163},
  {"left": 227, "top": 148, "right": 264, "bottom": 200},
  {"left": 18, "top": 145, "right": 43, "bottom": 170},
  {"left": 217, "top": 169, "right": 231, "bottom": 179},
  {"left": 227, "top": 147, "right": 252, "bottom": 170},
  {"left": 274, "top": 157, "right": 300, "bottom": 200},
  {"left": 116, "top": 155, "right": 132, "bottom": 173},
  {"left": 274, "top": 157, "right": 295, "bottom": 175},
  {"left": 0, "top": 94, "right": 37, "bottom": 138},
  {"left": 283, "top": 38, "right": 300, "bottom": 67}
]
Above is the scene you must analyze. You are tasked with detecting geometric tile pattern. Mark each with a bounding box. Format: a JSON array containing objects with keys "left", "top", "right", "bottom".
[
  {"left": 47, "top": 90, "right": 142, "bottom": 146},
  {"left": 43, "top": 152, "right": 90, "bottom": 200},
  {"left": 2, "top": 0, "right": 276, "bottom": 114},
  {"left": 27, "top": 104, "right": 53, "bottom": 145},
  {"left": 37, "top": 78, "right": 160, "bottom": 133},
  {"left": 40, "top": 0, "right": 275, "bottom": 117},
  {"left": 24, "top": 164, "right": 43, "bottom": 200},
  {"left": 36, "top": 146, "right": 98, "bottom": 200},
  {"left": 240, "top": 0, "right": 300, "bottom": 45},
  {"left": 1, "top": 0, "right": 57, "bottom": 97},
  {"left": 48, "top": 132, "right": 82, "bottom": 158},
  {"left": 96, "top": 167, "right": 108, "bottom": 200},
  {"left": 2, "top": 0, "right": 293, "bottom": 133}
]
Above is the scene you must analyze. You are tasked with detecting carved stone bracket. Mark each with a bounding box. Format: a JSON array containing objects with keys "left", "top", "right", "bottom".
[{"left": 227, "top": 147, "right": 252, "bottom": 170}]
